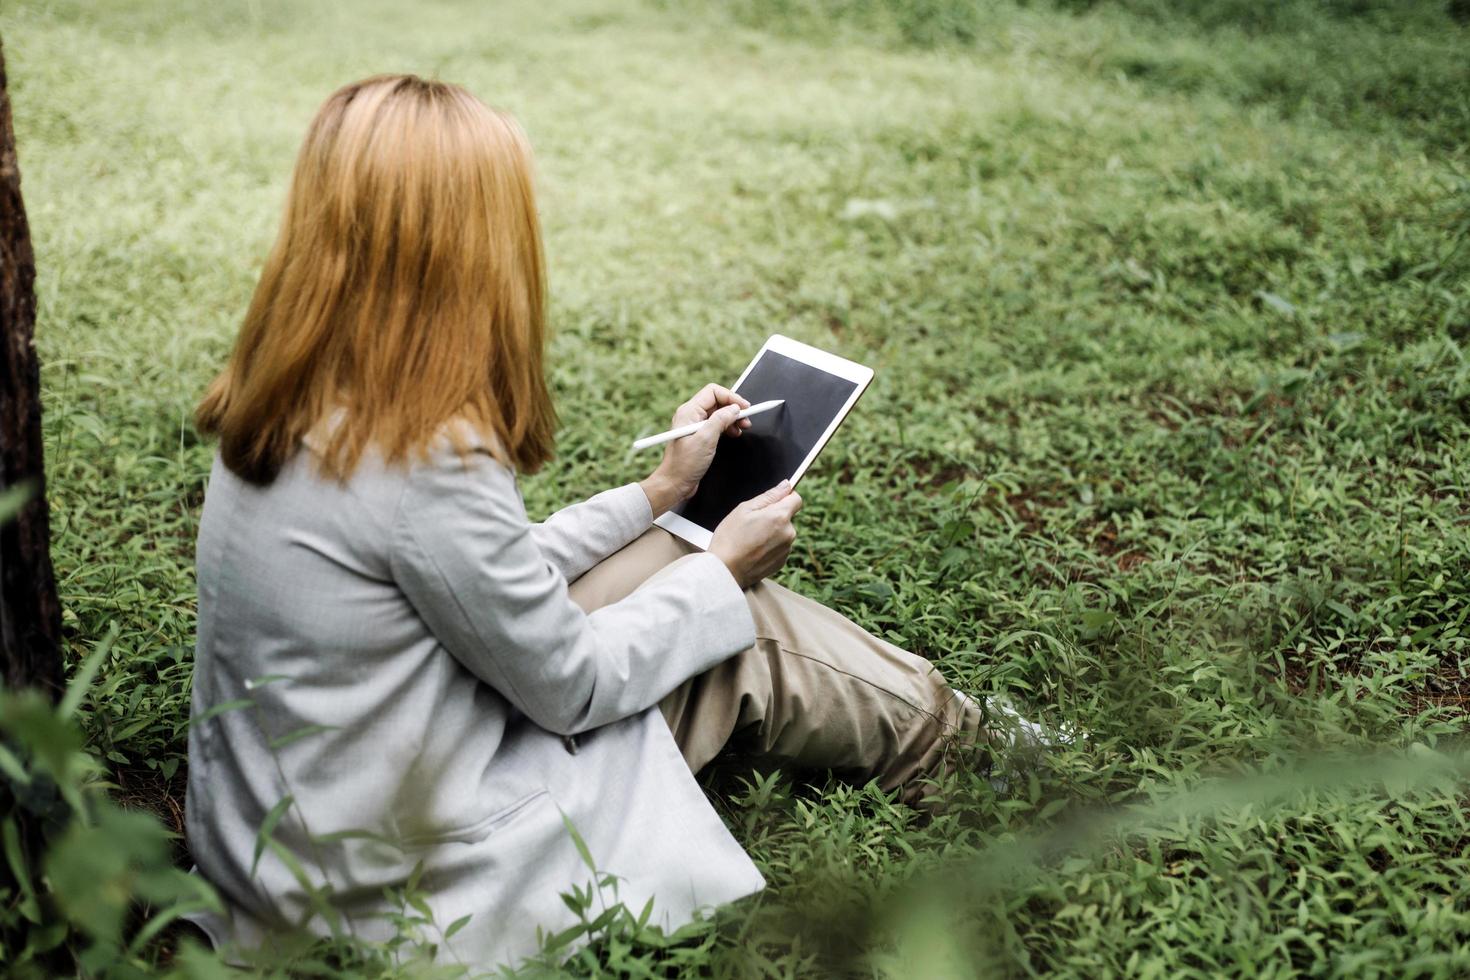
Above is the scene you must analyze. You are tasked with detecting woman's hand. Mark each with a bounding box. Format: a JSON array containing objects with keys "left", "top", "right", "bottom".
[
  {"left": 709, "top": 481, "right": 803, "bottom": 589},
  {"left": 640, "top": 384, "right": 751, "bottom": 516}
]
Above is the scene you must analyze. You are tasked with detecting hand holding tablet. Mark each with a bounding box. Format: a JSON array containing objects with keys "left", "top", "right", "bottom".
[{"left": 652, "top": 335, "right": 873, "bottom": 550}]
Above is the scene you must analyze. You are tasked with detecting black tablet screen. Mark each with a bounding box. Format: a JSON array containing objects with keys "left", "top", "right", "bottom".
[{"left": 673, "top": 350, "right": 859, "bottom": 531}]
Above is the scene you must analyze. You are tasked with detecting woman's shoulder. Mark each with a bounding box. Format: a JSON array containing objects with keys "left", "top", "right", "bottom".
[
  {"left": 296, "top": 413, "right": 512, "bottom": 482},
  {"left": 394, "top": 418, "right": 524, "bottom": 514},
  {"left": 386, "top": 422, "right": 536, "bottom": 572},
  {"left": 284, "top": 414, "right": 527, "bottom": 546},
  {"left": 412, "top": 418, "right": 515, "bottom": 480}
]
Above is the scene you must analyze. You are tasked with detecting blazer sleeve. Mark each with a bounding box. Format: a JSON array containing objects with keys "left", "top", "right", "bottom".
[
  {"left": 389, "top": 446, "right": 756, "bottom": 736},
  {"left": 528, "top": 483, "right": 651, "bottom": 583}
]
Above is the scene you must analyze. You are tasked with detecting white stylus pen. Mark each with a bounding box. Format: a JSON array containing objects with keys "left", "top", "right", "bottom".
[{"left": 632, "top": 399, "right": 785, "bottom": 450}]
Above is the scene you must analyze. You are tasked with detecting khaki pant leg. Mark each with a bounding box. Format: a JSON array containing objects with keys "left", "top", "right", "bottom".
[
  {"left": 567, "top": 527, "right": 992, "bottom": 803},
  {"left": 567, "top": 527, "right": 695, "bottom": 612},
  {"left": 659, "top": 579, "right": 994, "bottom": 803}
]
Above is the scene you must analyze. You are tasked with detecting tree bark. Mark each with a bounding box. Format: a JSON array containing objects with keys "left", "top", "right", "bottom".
[{"left": 0, "top": 35, "right": 62, "bottom": 700}]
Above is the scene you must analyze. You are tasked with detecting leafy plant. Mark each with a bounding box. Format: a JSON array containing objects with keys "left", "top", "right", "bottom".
[{"left": 0, "top": 630, "right": 220, "bottom": 977}]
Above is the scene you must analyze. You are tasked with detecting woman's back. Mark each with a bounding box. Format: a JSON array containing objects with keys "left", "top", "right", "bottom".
[
  {"left": 188, "top": 442, "right": 516, "bottom": 922},
  {"left": 185, "top": 436, "right": 764, "bottom": 965}
]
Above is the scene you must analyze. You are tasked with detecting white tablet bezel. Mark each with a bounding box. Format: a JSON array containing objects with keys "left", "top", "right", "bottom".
[{"left": 655, "top": 334, "right": 874, "bottom": 550}]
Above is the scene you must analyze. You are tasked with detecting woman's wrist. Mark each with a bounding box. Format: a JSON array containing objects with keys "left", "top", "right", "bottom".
[{"left": 639, "top": 471, "right": 685, "bottom": 518}]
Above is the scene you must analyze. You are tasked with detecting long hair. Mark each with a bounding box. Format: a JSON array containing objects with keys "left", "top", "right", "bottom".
[{"left": 196, "top": 74, "right": 556, "bottom": 485}]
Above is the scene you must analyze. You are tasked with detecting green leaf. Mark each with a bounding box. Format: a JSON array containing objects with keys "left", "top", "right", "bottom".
[
  {"left": 263, "top": 837, "right": 343, "bottom": 936},
  {"left": 188, "top": 698, "right": 254, "bottom": 727},
  {"left": 0, "top": 743, "right": 31, "bottom": 787},
  {"left": 585, "top": 905, "right": 620, "bottom": 934},
  {"left": 444, "top": 913, "right": 472, "bottom": 939},
  {"left": 635, "top": 895, "right": 656, "bottom": 931},
  {"left": 47, "top": 805, "right": 176, "bottom": 943},
  {"left": 939, "top": 545, "right": 972, "bottom": 571},
  {"left": 27, "top": 920, "right": 68, "bottom": 955},
  {"left": 310, "top": 828, "right": 405, "bottom": 851},
  {"left": 124, "top": 901, "right": 213, "bottom": 958},
  {"left": 407, "top": 858, "right": 425, "bottom": 894},
  {"left": 1038, "top": 797, "right": 1069, "bottom": 821},
  {"left": 938, "top": 518, "right": 976, "bottom": 548},
  {"left": 1255, "top": 290, "right": 1297, "bottom": 317},
  {"left": 251, "top": 795, "right": 295, "bottom": 877},
  {"left": 269, "top": 723, "right": 337, "bottom": 750},
  {"left": 541, "top": 920, "right": 587, "bottom": 952},
  {"left": 111, "top": 716, "right": 155, "bottom": 742},
  {"left": 559, "top": 806, "right": 598, "bottom": 875},
  {"left": 58, "top": 623, "right": 118, "bottom": 720},
  {"left": 2, "top": 818, "right": 41, "bottom": 924},
  {"left": 1409, "top": 623, "right": 1439, "bottom": 644},
  {"left": 0, "top": 690, "right": 85, "bottom": 794}
]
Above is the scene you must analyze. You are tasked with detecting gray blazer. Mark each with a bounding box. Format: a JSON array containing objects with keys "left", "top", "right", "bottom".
[{"left": 184, "top": 426, "right": 764, "bottom": 969}]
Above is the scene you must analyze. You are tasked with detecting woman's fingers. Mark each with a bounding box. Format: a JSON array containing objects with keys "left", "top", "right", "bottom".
[
  {"left": 699, "top": 404, "right": 743, "bottom": 443},
  {"left": 710, "top": 479, "right": 801, "bottom": 587},
  {"left": 675, "top": 384, "right": 751, "bottom": 431},
  {"left": 749, "top": 479, "right": 792, "bottom": 509},
  {"left": 690, "top": 383, "right": 750, "bottom": 415},
  {"left": 711, "top": 383, "right": 750, "bottom": 410}
]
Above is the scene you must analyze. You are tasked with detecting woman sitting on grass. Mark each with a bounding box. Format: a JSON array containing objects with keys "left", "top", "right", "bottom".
[{"left": 183, "top": 73, "right": 1046, "bottom": 969}]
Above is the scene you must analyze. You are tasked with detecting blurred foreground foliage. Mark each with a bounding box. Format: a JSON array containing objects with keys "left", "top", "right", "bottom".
[{"left": 0, "top": 633, "right": 221, "bottom": 977}]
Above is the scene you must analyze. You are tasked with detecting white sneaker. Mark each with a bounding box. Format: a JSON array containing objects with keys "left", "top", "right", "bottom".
[
  {"left": 983, "top": 693, "right": 1080, "bottom": 752},
  {"left": 954, "top": 692, "right": 1082, "bottom": 794}
]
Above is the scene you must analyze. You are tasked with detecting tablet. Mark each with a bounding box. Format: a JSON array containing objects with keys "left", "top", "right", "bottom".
[{"left": 655, "top": 334, "right": 873, "bottom": 550}]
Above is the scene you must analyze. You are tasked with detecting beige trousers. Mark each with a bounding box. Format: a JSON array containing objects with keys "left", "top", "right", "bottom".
[{"left": 568, "top": 528, "right": 993, "bottom": 805}]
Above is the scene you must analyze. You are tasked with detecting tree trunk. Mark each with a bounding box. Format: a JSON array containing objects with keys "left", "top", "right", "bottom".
[{"left": 0, "top": 35, "right": 62, "bottom": 700}]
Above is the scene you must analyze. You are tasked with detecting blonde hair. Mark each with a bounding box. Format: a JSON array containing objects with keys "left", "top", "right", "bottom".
[{"left": 197, "top": 74, "right": 556, "bottom": 484}]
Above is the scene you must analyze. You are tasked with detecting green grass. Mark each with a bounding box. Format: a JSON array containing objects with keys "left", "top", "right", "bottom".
[{"left": 5, "top": 0, "right": 1470, "bottom": 974}]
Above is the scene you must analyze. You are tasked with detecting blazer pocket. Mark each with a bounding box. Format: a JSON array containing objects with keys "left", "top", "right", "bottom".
[{"left": 400, "top": 789, "right": 551, "bottom": 848}]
